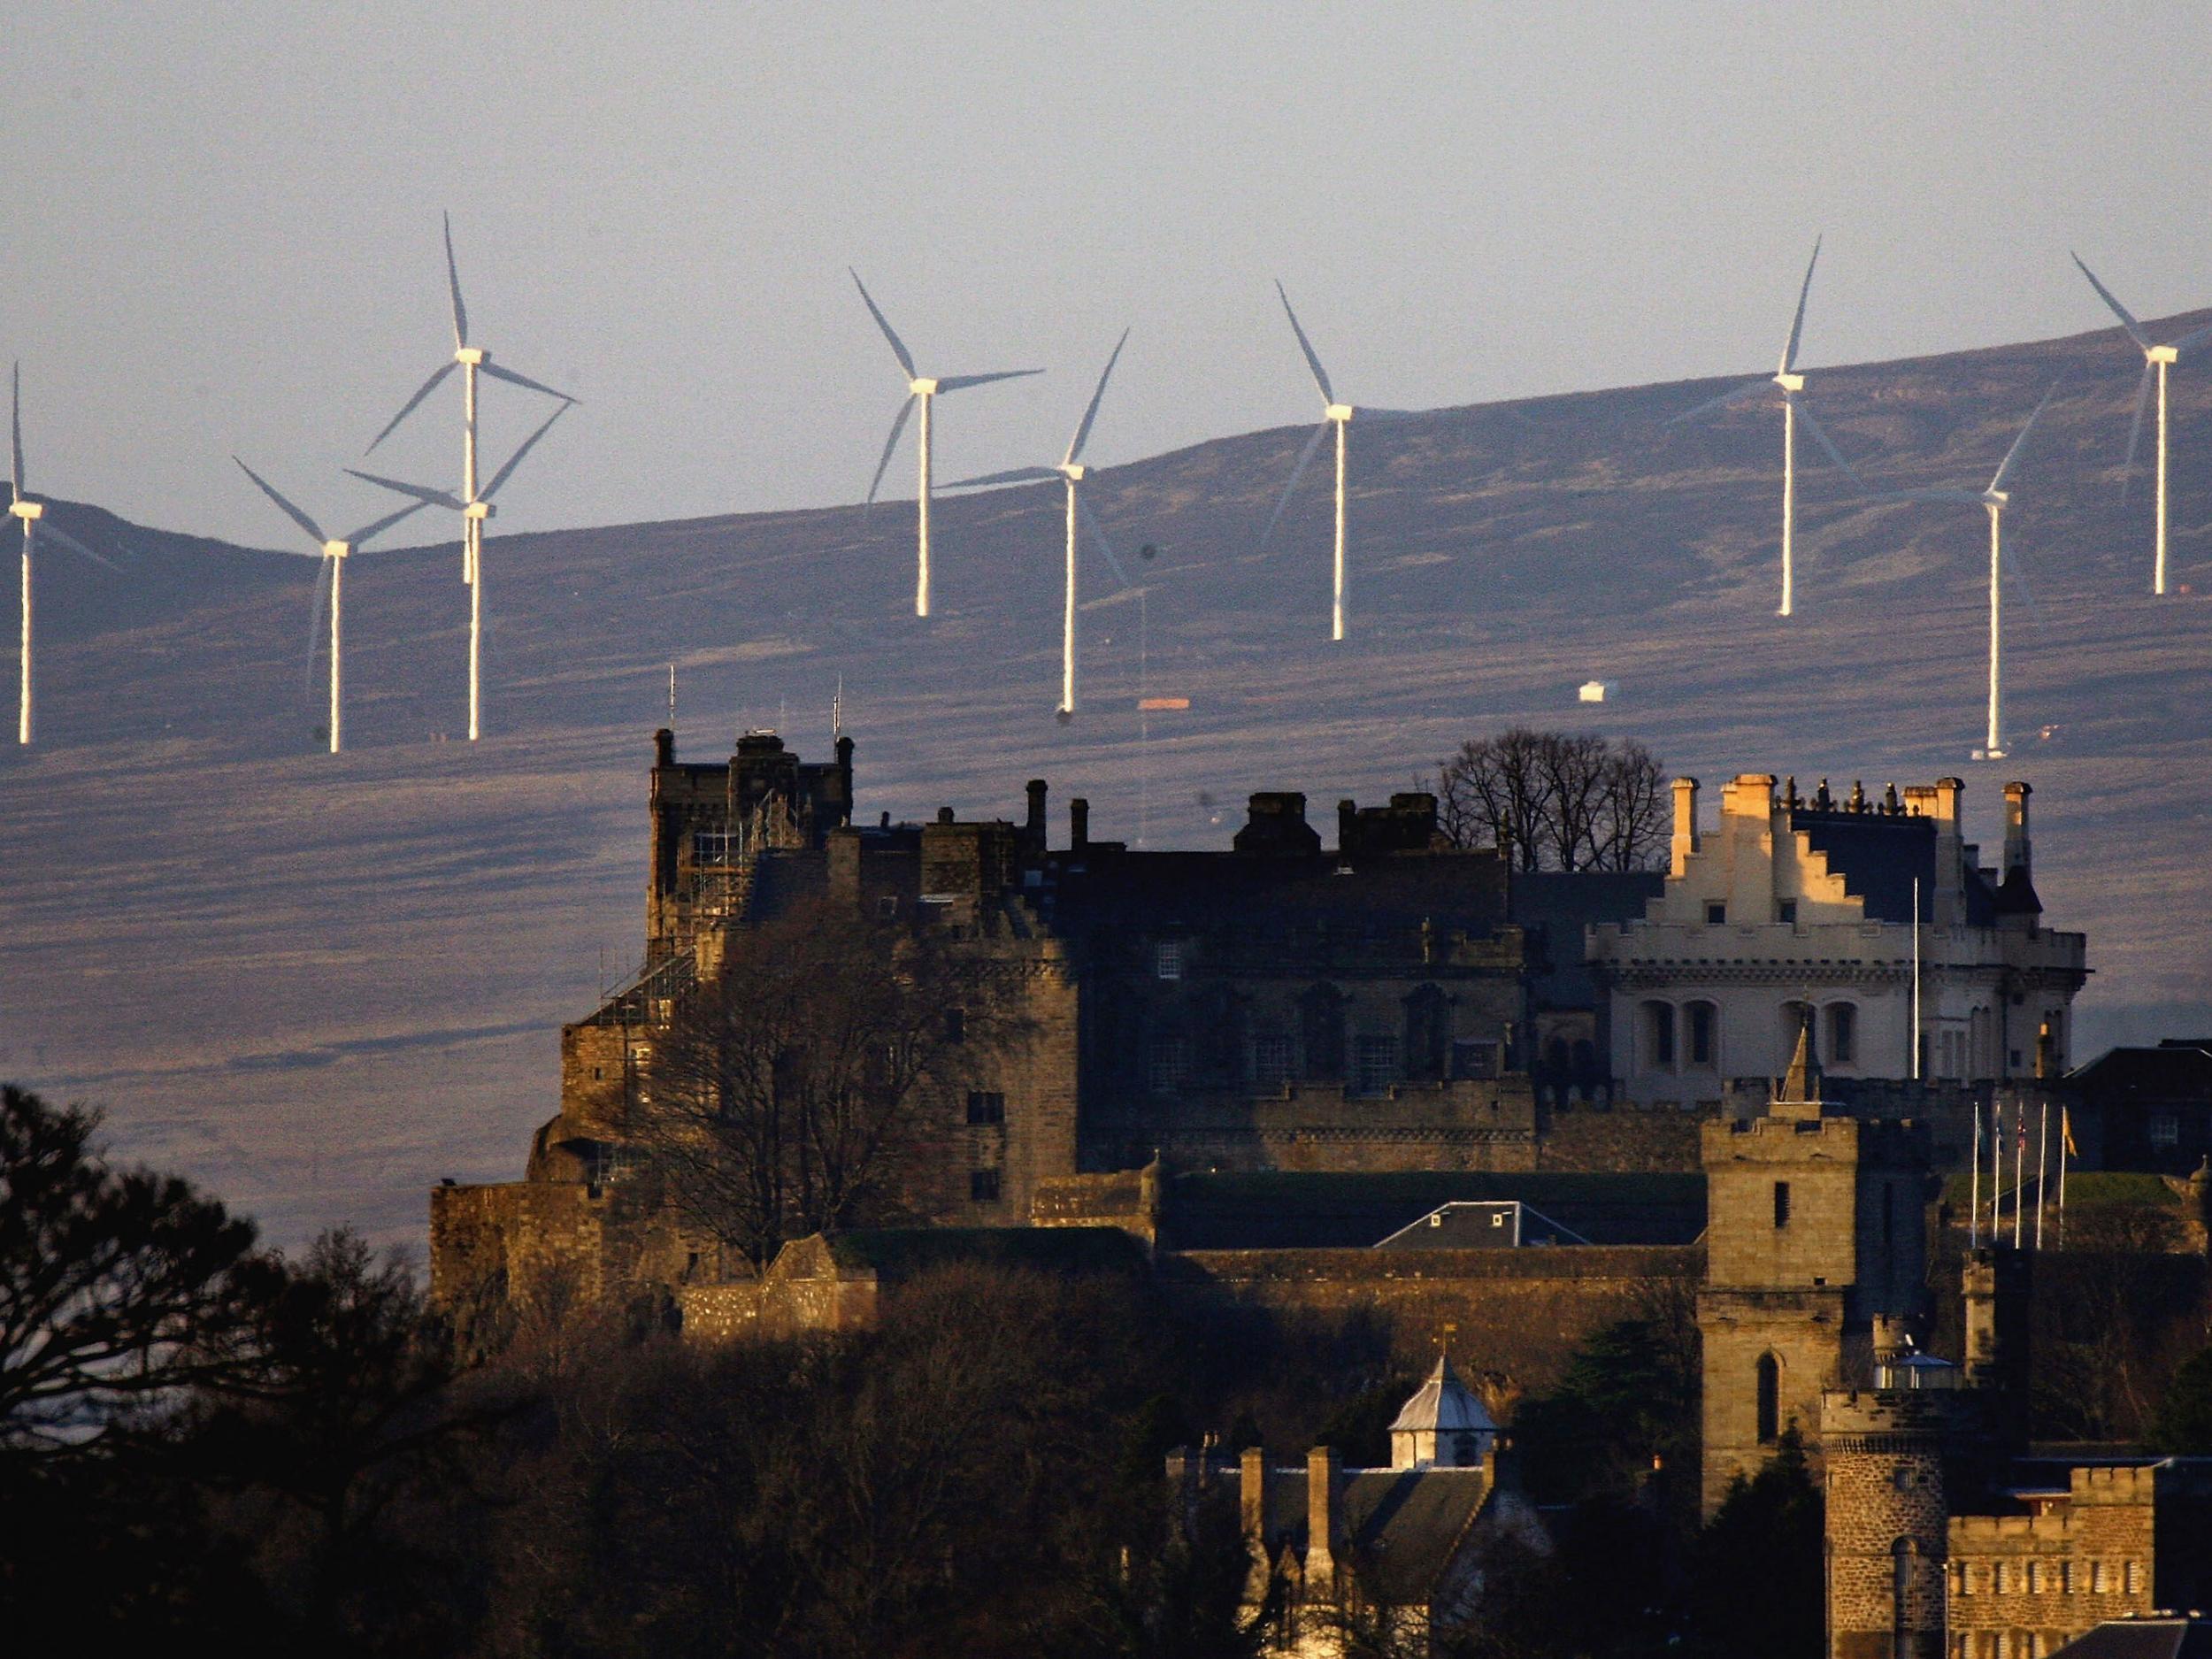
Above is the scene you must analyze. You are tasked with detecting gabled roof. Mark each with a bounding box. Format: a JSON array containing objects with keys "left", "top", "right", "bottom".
[
  {"left": 2048, "top": 1618, "right": 2212, "bottom": 1659},
  {"left": 1256, "top": 1465, "right": 1494, "bottom": 1604}
]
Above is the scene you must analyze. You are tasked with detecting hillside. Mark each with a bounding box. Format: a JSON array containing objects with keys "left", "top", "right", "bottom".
[{"left": 4, "top": 311, "right": 2211, "bottom": 1249}]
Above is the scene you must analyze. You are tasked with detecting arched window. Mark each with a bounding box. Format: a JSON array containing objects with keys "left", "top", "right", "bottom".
[
  {"left": 1893, "top": 1538, "right": 1919, "bottom": 1650},
  {"left": 1755, "top": 1352, "right": 1780, "bottom": 1445},
  {"left": 1643, "top": 1002, "right": 1677, "bottom": 1071}
]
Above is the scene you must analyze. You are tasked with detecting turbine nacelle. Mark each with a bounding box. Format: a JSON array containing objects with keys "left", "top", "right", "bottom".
[
  {"left": 10, "top": 500, "right": 42, "bottom": 521},
  {"left": 456, "top": 346, "right": 487, "bottom": 367},
  {"left": 464, "top": 501, "right": 495, "bottom": 520},
  {"left": 1061, "top": 463, "right": 1087, "bottom": 482},
  {"left": 2149, "top": 344, "right": 2180, "bottom": 366},
  {"left": 324, "top": 540, "right": 352, "bottom": 560},
  {"left": 909, "top": 376, "right": 939, "bottom": 396},
  {"left": 1325, "top": 403, "right": 1354, "bottom": 423}
]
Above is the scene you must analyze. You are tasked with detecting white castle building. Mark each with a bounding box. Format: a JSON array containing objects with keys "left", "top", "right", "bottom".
[{"left": 1586, "top": 772, "right": 2087, "bottom": 1106}]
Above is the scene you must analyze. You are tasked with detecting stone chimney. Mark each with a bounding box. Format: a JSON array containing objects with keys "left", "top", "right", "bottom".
[
  {"left": 1930, "top": 777, "right": 1964, "bottom": 926},
  {"left": 1070, "top": 796, "right": 1089, "bottom": 850},
  {"left": 2001, "top": 781, "right": 2032, "bottom": 880},
  {"left": 1234, "top": 792, "right": 1322, "bottom": 856},
  {"left": 653, "top": 726, "right": 675, "bottom": 768},
  {"left": 1240, "top": 1445, "right": 1268, "bottom": 1546},
  {"left": 1025, "top": 779, "right": 1048, "bottom": 851},
  {"left": 1305, "top": 1446, "right": 1342, "bottom": 1594},
  {"left": 1671, "top": 777, "right": 1701, "bottom": 876}
]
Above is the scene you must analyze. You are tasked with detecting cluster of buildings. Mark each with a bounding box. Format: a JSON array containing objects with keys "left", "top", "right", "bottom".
[{"left": 428, "top": 726, "right": 2212, "bottom": 1658}]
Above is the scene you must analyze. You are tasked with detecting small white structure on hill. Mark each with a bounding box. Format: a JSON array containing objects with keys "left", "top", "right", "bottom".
[{"left": 1578, "top": 680, "right": 1617, "bottom": 703}]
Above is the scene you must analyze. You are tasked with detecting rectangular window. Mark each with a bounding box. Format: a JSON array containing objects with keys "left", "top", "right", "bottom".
[
  {"left": 969, "top": 1169, "right": 1001, "bottom": 1202},
  {"left": 1155, "top": 941, "right": 1184, "bottom": 980},
  {"left": 1778, "top": 899, "right": 1798, "bottom": 925},
  {"left": 1829, "top": 1003, "right": 1856, "bottom": 1065},
  {"left": 2124, "top": 1561, "right": 2141, "bottom": 1595},
  {"left": 1149, "top": 1036, "right": 1189, "bottom": 1094},
  {"left": 693, "top": 829, "right": 735, "bottom": 865},
  {"left": 2060, "top": 1561, "right": 2075, "bottom": 1594},
  {"left": 2027, "top": 1561, "right": 2043, "bottom": 1594},
  {"left": 1773, "top": 1180, "right": 1792, "bottom": 1228},
  {"left": 1253, "top": 1035, "right": 1294, "bottom": 1087},
  {"left": 1706, "top": 902, "right": 1727, "bottom": 926},
  {"left": 965, "top": 1090, "right": 1005, "bottom": 1125},
  {"left": 2151, "top": 1113, "right": 2180, "bottom": 1148},
  {"left": 2091, "top": 1561, "right": 2107, "bottom": 1594},
  {"left": 1451, "top": 1038, "right": 1501, "bottom": 1080},
  {"left": 1689, "top": 1003, "right": 1715, "bottom": 1066},
  {"left": 1649, "top": 1003, "right": 1677, "bottom": 1067},
  {"left": 1355, "top": 1035, "right": 1401, "bottom": 1095}
]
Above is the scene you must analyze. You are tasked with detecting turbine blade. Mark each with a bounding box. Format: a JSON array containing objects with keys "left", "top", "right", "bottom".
[
  {"left": 1257, "top": 421, "right": 1333, "bottom": 551},
  {"left": 306, "top": 554, "right": 334, "bottom": 695},
  {"left": 1064, "top": 327, "right": 1130, "bottom": 466},
  {"left": 480, "top": 360, "right": 575, "bottom": 402},
  {"left": 34, "top": 520, "right": 119, "bottom": 572},
  {"left": 346, "top": 498, "right": 430, "bottom": 547},
  {"left": 2120, "top": 361, "right": 2154, "bottom": 502},
  {"left": 233, "top": 456, "right": 328, "bottom": 546},
  {"left": 2070, "top": 251, "right": 2150, "bottom": 350},
  {"left": 1076, "top": 491, "right": 1135, "bottom": 591},
  {"left": 365, "top": 360, "right": 457, "bottom": 453},
  {"left": 444, "top": 211, "right": 469, "bottom": 349},
  {"left": 1275, "top": 280, "right": 1336, "bottom": 406},
  {"left": 849, "top": 269, "right": 917, "bottom": 378},
  {"left": 865, "top": 395, "right": 917, "bottom": 508},
  {"left": 2001, "top": 541, "right": 2047, "bottom": 631},
  {"left": 2170, "top": 320, "right": 2212, "bottom": 357},
  {"left": 344, "top": 468, "right": 465, "bottom": 511},
  {"left": 1887, "top": 488, "right": 1983, "bottom": 505},
  {"left": 479, "top": 401, "right": 571, "bottom": 503},
  {"left": 935, "top": 368, "right": 1043, "bottom": 393},
  {"left": 942, "top": 465, "right": 1059, "bottom": 489},
  {"left": 1668, "top": 379, "right": 1770, "bottom": 424},
  {"left": 1793, "top": 398, "right": 1865, "bottom": 492},
  {"left": 10, "top": 362, "right": 21, "bottom": 502},
  {"left": 1781, "top": 234, "right": 1822, "bottom": 374},
  {"left": 1988, "top": 380, "right": 2062, "bottom": 496}
]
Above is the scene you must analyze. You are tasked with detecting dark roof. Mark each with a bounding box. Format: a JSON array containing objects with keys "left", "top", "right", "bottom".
[
  {"left": 1259, "top": 1466, "right": 1493, "bottom": 1603},
  {"left": 1166, "top": 1171, "right": 1705, "bottom": 1250},
  {"left": 2049, "top": 1618, "right": 2212, "bottom": 1659},
  {"left": 1043, "top": 848, "right": 1509, "bottom": 936},
  {"left": 1509, "top": 871, "right": 1665, "bottom": 1009},
  {"left": 2069, "top": 1044, "right": 2212, "bottom": 1102},
  {"left": 1374, "top": 1201, "right": 1594, "bottom": 1250},
  {"left": 824, "top": 1226, "right": 1149, "bottom": 1280}
]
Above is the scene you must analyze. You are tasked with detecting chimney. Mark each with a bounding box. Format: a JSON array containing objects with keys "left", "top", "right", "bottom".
[
  {"left": 1338, "top": 798, "right": 1357, "bottom": 853},
  {"left": 653, "top": 726, "right": 675, "bottom": 768},
  {"left": 1025, "top": 779, "right": 1048, "bottom": 849},
  {"left": 1240, "top": 1445, "right": 1268, "bottom": 1546},
  {"left": 2002, "top": 781, "right": 2032, "bottom": 880},
  {"left": 1671, "top": 778, "right": 1701, "bottom": 876},
  {"left": 1305, "top": 1446, "right": 1342, "bottom": 1594},
  {"left": 834, "top": 734, "right": 855, "bottom": 826},
  {"left": 1928, "top": 778, "right": 1964, "bottom": 926},
  {"left": 1070, "top": 796, "right": 1090, "bottom": 850},
  {"left": 1724, "top": 773, "right": 1778, "bottom": 822}
]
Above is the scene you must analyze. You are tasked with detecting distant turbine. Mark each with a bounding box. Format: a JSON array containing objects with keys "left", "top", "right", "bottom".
[
  {"left": 232, "top": 460, "right": 426, "bottom": 754},
  {"left": 365, "top": 212, "right": 573, "bottom": 736},
  {"left": 1258, "top": 282, "right": 1371, "bottom": 641},
  {"left": 1671, "top": 237, "right": 1863, "bottom": 617},
  {"left": 348, "top": 401, "right": 570, "bottom": 741},
  {"left": 849, "top": 269, "right": 1041, "bottom": 619},
  {"left": 11, "top": 365, "right": 116, "bottom": 746},
  {"left": 1885, "top": 382, "right": 2062, "bottom": 760},
  {"left": 946, "top": 330, "right": 1132, "bottom": 715},
  {"left": 2069, "top": 251, "right": 2212, "bottom": 596}
]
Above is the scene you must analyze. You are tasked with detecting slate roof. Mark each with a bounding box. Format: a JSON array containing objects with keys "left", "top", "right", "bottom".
[
  {"left": 1042, "top": 848, "right": 1510, "bottom": 936},
  {"left": 2049, "top": 1618, "right": 2212, "bottom": 1659},
  {"left": 1785, "top": 804, "right": 2010, "bottom": 926},
  {"left": 1509, "top": 871, "right": 1665, "bottom": 1009},
  {"left": 1167, "top": 1171, "right": 1706, "bottom": 1250},
  {"left": 1256, "top": 1465, "right": 1494, "bottom": 1604},
  {"left": 2070, "top": 1043, "right": 2212, "bottom": 1102}
]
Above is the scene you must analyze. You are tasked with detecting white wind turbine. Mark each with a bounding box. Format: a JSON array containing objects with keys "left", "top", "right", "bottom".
[
  {"left": 945, "top": 330, "right": 1133, "bottom": 716},
  {"left": 2069, "top": 251, "right": 2212, "bottom": 596},
  {"left": 850, "top": 269, "right": 1041, "bottom": 618},
  {"left": 232, "top": 460, "right": 426, "bottom": 754},
  {"left": 365, "top": 213, "right": 573, "bottom": 740},
  {"left": 11, "top": 364, "right": 116, "bottom": 746},
  {"left": 347, "top": 401, "right": 571, "bottom": 740},
  {"left": 1671, "top": 238, "right": 1864, "bottom": 617},
  {"left": 1884, "top": 382, "right": 2061, "bottom": 760}
]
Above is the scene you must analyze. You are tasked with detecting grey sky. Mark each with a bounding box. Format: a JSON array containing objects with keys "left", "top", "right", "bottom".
[{"left": 4, "top": 2, "right": 2203, "bottom": 549}]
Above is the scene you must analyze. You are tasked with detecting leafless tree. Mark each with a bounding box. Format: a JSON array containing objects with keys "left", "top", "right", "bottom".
[
  {"left": 634, "top": 897, "right": 1022, "bottom": 1272},
  {"left": 1429, "top": 730, "right": 1668, "bottom": 872}
]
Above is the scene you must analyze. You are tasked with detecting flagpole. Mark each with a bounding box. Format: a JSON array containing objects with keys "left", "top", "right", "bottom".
[
  {"left": 1970, "top": 1100, "right": 1981, "bottom": 1249},
  {"left": 2012, "top": 1096, "right": 2024, "bottom": 1248},
  {"left": 1910, "top": 879, "right": 1922, "bottom": 1080},
  {"left": 2059, "top": 1107, "right": 2071, "bottom": 1248},
  {"left": 2035, "top": 1100, "right": 2049, "bottom": 1249}
]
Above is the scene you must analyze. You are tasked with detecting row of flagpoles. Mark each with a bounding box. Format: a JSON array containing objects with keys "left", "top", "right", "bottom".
[{"left": 1968, "top": 1096, "right": 2078, "bottom": 1250}]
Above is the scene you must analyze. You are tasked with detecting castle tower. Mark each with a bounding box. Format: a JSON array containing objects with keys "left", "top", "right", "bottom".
[
  {"left": 1821, "top": 1387, "right": 1954, "bottom": 1659},
  {"left": 1698, "top": 1024, "right": 1932, "bottom": 1514}
]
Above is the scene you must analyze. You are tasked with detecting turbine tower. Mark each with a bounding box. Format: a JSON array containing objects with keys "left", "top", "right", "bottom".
[
  {"left": 850, "top": 269, "right": 1041, "bottom": 619},
  {"left": 11, "top": 365, "right": 115, "bottom": 746},
  {"left": 1259, "top": 281, "right": 1364, "bottom": 641},
  {"left": 1886, "top": 383, "right": 2061, "bottom": 760},
  {"left": 1671, "top": 238, "right": 1863, "bottom": 617},
  {"left": 365, "top": 212, "right": 573, "bottom": 739},
  {"left": 348, "top": 401, "right": 570, "bottom": 741},
  {"left": 2069, "top": 252, "right": 2212, "bottom": 596},
  {"left": 945, "top": 330, "right": 1132, "bottom": 716},
  {"left": 232, "top": 459, "right": 426, "bottom": 754}
]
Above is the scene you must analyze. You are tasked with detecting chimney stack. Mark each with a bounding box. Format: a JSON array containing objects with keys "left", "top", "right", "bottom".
[
  {"left": 1931, "top": 778, "right": 1964, "bottom": 926},
  {"left": 653, "top": 727, "right": 675, "bottom": 768},
  {"left": 1240, "top": 1445, "right": 1267, "bottom": 1546},
  {"left": 2002, "top": 781, "right": 2032, "bottom": 880},
  {"left": 1305, "top": 1446, "right": 1342, "bottom": 1594},
  {"left": 1025, "top": 779, "right": 1048, "bottom": 849},
  {"left": 1671, "top": 778, "right": 1701, "bottom": 876},
  {"left": 1070, "top": 796, "right": 1090, "bottom": 850}
]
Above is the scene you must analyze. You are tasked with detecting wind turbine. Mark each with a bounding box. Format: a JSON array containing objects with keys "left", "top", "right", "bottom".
[
  {"left": 849, "top": 269, "right": 1041, "bottom": 619},
  {"left": 1671, "top": 238, "right": 1865, "bottom": 617},
  {"left": 1884, "top": 382, "right": 2061, "bottom": 760},
  {"left": 232, "top": 460, "right": 426, "bottom": 754},
  {"left": 945, "top": 330, "right": 1131, "bottom": 716},
  {"left": 1259, "top": 281, "right": 1376, "bottom": 642},
  {"left": 365, "top": 212, "right": 572, "bottom": 726},
  {"left": 2069, "top": 252, "right": 2212, "bottom": 596},
  {"left": 11, "top": 365, "right": 116, "bottom": 746},
  {"left": 348, "top": 401, "right": 570, "bottom": 741}
]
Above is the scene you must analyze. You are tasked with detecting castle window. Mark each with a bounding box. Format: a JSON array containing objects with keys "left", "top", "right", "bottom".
[
  {"left": 1452, "top": 1039, "right": 1501, "bottom": 1080},
  {"left": 1778, "top": 899, "right": 1798, "bottom": 925},
  {"left": 1645, "top": 1002, "right": 1677, "bottom": 1069},
  {"left": 1828, "top": 1003, "right": 1856, "bottom": 1065},
  {"left": 877, "top": 895, "right": 899, "bottom": 921},
  {"left": 1951, "top": 1562, "right": 1968, "bottom": 1595},
  {"left": 1755, "top": 1353, "right": 1780, "bottom": 1444},
  {"left": 1355, "top": 1035, "right": 1401, "bottom": 1095},
  {"left": 965, "top": 1090, "right": 1005, "bottom": 1125},
  {"left": 2027, "top": 1561, "right": 2043, "bottom": 1594},
  {"left": 1893, "top": 1465, "right": 1912, "bottom": 1491},
  {"left": 1706, "top": 902, "right": 1727, "bottom": 926},
  {"left": 693, "top": 829, "right": 734, "bottom": 865},
  {"left": 944, "top": 1007, "right": 966, "bottom": 1044},
  {"left": 969, "top": 1169, "right": 1001, "bottom": 1202},
  {"left": 1688, "top": 1002, "right": 1717, "bottom": 1067},
  {"left": 1773, "top": 1180, "right": 1793, "bottom": 1229},
  {"left": 2090, "top": 1561, "right": 2107, "bottom": 1594},
  {"left": 1149, "top": 1035, "right": 1189, "bottom": 1094},
  {"left": 1155, "top": 941, "right": 1185, "bottom": 980},
  {"left": 2124, "top": 1561, "right": 2141, "bottom": 1594},
  {"left": 1253, "top": 1034, "right": 1293, "bottom": 1087},
  {"left": 2060, "top": 1562, "right": 2074, "bottom": 1594},
  {"left": 1993, "top": 1561, "right": 2007, "bottom": 1594},
  {"left": 2151, "top": 1112, "right": 2179, "bottom": 1148}
]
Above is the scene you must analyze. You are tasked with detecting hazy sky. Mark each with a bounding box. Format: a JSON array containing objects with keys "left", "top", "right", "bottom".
[{"left": 4, "top": 3, "right": 2205, "bottom": 548}]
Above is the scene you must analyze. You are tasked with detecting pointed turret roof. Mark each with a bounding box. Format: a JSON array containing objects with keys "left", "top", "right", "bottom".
[{"left": 1388, "top": 1355, "right": 1497, "bottom": 1437}]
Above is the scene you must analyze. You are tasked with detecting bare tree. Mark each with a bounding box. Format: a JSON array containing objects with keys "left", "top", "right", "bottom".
[
  {"left": 1429, "top": 730, "right": 1668, "bottom": 872},
  {"left": 634, "top": 897, "right": 1020, "bottom": 1272}
]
